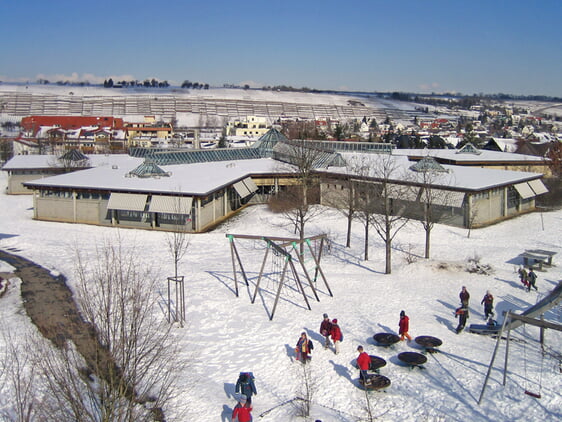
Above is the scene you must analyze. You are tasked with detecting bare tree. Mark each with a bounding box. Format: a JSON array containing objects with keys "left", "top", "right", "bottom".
[
  {"left": 293, "top": 361, "right": 317, "bottom": 418},
  {"left": 367, "top": 154, "right": 410, "bottom": 274},
  {"left": 322, "top": 167, "right": 359, "bottom": 248},
  {"left": 546, "top": 141, "right": 562, "bottom": 177},
  {"left": 0, "top": 329, "right": 41, "bottom": 422},
  {"left": 272, "top": 139, "right": 325, "bottom": 255},
  {"left": 165, "top": 195, "right": 192, "bottom": 326},
  {"left": 409, "top": 157, "right": 456, "bottom": 258},
  {"left": 466, "top": 195, "right": 479, "bottom": 239},
  {"left": 346, "top": 155, "right": 381, "bottom": 258},
  {"left": 165, "top": 198, "right": 192, "bottom": 280},
  {"left": 28, "top": 238, "right": 188, "bottom": 422},
  {"left": 355, "top": 180, "right": 378, "bottom": 261}
]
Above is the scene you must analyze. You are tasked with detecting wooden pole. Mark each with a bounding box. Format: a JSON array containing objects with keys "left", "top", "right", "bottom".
[
  {"left": 289, "top": 257, "right": 312, "bottom": 311},
  {"left": 228, "top": 235, "right": 239, "bottom": 297},
  {"left": 167, "top": 277, "right": 171, "bottom": 323},
  {"left": 252, "top": 246, "right": 270, "bottom": 304},
  {"left": 270, "top": 257, "right": 290, "bottom": 320},
  {"left": 306, "top": 236, "right": 332, "bottom": 297},
  {"left": 503, "top": 320, "right": 512, "bottom": 386},
  {"left": 293, "top": 241, "right": 320, "bottom": 302},
  {"left": 478, "top": 312, "right": 510, "bottom": 405},
  {"left": 231, "top": 240, "right": 249, "bottom": 287}
]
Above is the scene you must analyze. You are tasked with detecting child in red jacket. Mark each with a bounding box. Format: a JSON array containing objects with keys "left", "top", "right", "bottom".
[
  {"left": 399, "top": 310, "right": 412, "bottom": 341},
  {"left": 356, "top": 345, "right": 371, "bottom": 383},
  {"left": 330, "top": 319, "right": 342, "bottom": 355},
  {"left": 232, "top": 395, "right": 252, "bottom": 422}
]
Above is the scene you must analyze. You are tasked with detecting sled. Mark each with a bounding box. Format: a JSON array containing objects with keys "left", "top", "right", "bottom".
[
  {"left": 359, "top": 374, "right": 391, "bottom": 391},
  {"left": 468, "top": 324, "right": 501, "bottom": 335},
  {"left": 373, "top": 332, "right": 400, "bottom": 347},
  {"left": 369, "top": 355, "right": 387, "bottom": 373},
  {"left": 414, "top": 336, "right": 442, "bottom": 354},
  {"left": 397, "top": 352, "right": 427, "bottom": 370}
]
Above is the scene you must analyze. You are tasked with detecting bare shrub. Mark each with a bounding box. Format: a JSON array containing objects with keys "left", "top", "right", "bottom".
[
  {"left": 293, "top": 361, "right": 317, "bottom": 418},
  {"left": 403, "top": 243, "right": 419, "bottom": 265}
]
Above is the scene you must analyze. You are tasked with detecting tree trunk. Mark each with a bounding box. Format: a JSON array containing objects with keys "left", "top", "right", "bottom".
[
  {"left": 346, "top": 213, "right": 352, "bottom": 248},
  {"left": 425, "top": 227, "right": 431, "bottom": 259},
  {"left": 385, "top": 239, "right": 392, "bottom": 274},
  {"left": 385, "top": 223, "right": 392, "bottom": 274},
  {"left": 299, "top": 211, "right": 305, "bottom": 257},
  {"left": 364, "top": 221, "right": 369, "bottom": 261}
]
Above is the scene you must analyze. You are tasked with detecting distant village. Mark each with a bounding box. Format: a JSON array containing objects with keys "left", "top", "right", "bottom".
[
  {"left": 0, "top": 91, "right": 560, "bottom": 168},
  {"left": 0, "top": 86, "right": 560, "bottom": 234}
]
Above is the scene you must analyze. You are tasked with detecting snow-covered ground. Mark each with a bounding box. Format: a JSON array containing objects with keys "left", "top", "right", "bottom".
[
  {"left": 0, "top": 170, "right": 560, "bottom": 421},
  {"left": 0, "top": 83, "right": 354, "bottom": 106}
]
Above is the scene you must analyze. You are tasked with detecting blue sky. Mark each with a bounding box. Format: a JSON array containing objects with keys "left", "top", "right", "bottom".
[{"left": 2, "top": 0, "right": 561, "bottom": 96}]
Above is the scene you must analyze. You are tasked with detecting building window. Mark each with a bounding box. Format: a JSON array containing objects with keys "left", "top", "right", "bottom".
[
  {"left": 117, "top": 210, "right": 145, "bottom": 222},
  {"left": 158, "top": 213, "right": 191, "bottom": 225}
]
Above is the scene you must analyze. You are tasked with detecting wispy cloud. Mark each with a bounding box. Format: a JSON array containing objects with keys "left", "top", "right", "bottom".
[{"left": 418, "top": 82, "right": 440, "bottom": 92}]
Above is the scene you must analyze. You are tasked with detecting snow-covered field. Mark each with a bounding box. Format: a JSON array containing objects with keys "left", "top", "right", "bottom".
[
  {"left": 0, "top": 83, "right": 354, "bottom": 106},
  {"left": 0, "top": 169, "right": 560, "bottom": 421}
]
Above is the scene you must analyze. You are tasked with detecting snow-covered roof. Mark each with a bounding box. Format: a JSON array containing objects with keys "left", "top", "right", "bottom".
[
  {"left": 2, "top": 154, "right": 142, "bottom": 170},
  {"left": 24, "top": 158, "right": 295, "bottom": 196},
  {"left": 489, "top": 138, "right": 518, "bottom": 153},
  {"left": 393, "top": 148, "right": 547, "bottom": 163},
  {"left": 324, "top": 153, "right": 543, "bottom": 191}
]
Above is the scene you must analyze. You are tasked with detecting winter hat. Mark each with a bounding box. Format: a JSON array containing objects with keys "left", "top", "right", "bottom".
[
  {"left": 332, "top": 318, "right": 338, "bottom": 324},
  {"left": 400, "top": 310, "right": 405, "bottom": 317},
  {"left": 239, "top": 394, "right": 247, "bottom": 403},
  {"left": 323, "top": 313, "right": 329, "bottom": 318}
]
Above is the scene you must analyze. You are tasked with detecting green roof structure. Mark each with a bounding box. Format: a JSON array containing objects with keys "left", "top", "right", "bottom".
[
  {"left": 59, "top": 149, "right": 89, "bottom": 162},
  {"left": 128, "top": 159, "right": 170, "bottom": 178},
  {"left": 127, "top": 128, "right": 389, "bottom": 168},
  {"left": 409, "top": 156, "right": 449, "bottom": 172},
  {"left": 251, "top": 127, "right": 288, "bottom": 154}
]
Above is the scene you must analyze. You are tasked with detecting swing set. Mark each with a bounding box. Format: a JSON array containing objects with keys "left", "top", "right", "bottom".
[
  {"left": 478, "top": 311, "right": 562, "bottom": 404},
  {"left": 226, "top": 233, "right": 332, "bottom": 320}
]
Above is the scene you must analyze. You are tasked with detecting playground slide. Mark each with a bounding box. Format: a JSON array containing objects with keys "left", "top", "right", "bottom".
[{"left": 507, "top": 280, "right": 562, "bottom": 331}]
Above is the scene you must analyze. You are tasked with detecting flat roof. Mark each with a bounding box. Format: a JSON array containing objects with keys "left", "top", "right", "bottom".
[
  {"left": 23, "top": 158, "right": 295, "bottom": 196},
  {"left": 393, "top": 148, "right": 548, "bottom": 164},
  {"left": 323, "top": 153, "right": 543, "bottom": 191},
  {"left": 2, "top": 154, "right": 142, "bottom": 171}
]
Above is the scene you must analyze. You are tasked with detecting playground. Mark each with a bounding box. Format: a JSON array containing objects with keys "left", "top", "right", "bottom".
[{"left": 0, "top": 175, "right": 561, "bottom": 421}]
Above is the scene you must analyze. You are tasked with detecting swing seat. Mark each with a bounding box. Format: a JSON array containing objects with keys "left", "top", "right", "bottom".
[{"left": 524, "top": 390, "right": 541, "bottom": 399}]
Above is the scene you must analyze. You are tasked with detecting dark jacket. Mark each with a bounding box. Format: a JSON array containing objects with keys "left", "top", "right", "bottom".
[
  {"left": 320, "top": 319, "right": 332, "bottom": 337},
  {"left": 455, "top": 307, "right": 469, "bottom": 321},
  {"left": 296, "top": 336, "right": 314, "bottom": 361},
  {"left": 235, "top": 373, "right": 257, "bottom": 399}
]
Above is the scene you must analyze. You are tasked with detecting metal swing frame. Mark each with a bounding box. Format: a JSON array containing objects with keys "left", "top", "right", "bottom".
[
  {"left": 478, "top": 311, "right": 562, "bottom": 404},
  {"left": 226, "top": 233, "right": 332, "bottom": 320}
]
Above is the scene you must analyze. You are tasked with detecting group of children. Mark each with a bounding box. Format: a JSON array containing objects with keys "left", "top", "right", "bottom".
[
  {"left": 455, "top": 286, "right": 501, "bottom": 333},
  {"left": 231, "top": 372, "right": 257, "bottom": 422},
  {"left": 233, "top": 269, "right": 536, "bottom": 419},
  {"left": 518, "top": 266, "right": 539, "bottom": 292},
  {"left": 294, "top": 313, "right": 343, "bottom": 363},
  {"left": 297, "top": 310, "right": 412, "bottom": 366}
]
